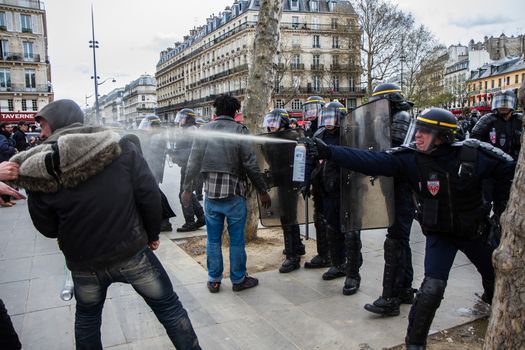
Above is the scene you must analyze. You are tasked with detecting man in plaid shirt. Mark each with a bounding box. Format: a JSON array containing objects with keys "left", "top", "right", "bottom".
[{"left": 182, "top": 94, "right": 271, "bottom": 293}]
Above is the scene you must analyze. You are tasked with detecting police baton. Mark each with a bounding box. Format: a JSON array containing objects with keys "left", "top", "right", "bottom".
[{"left": 304, "top": 195, "right": 309, "bottom": 240}]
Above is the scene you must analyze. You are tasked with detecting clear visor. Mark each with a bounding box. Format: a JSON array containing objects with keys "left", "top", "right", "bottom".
[
  {"left": 402, "top": 120, "right": 439, "bottom": 153},
  {"left": 263, "top": 114, "right": 282, "bottom": 128},
  {"left": 138, "top": 118, "right": 161, "bottom": 130},
  {"left": 302, "top": 103, "right": 322, "bottom": 121},
  {"left": 319, "top": 109, "right": 338, "bottom": 127},
  {"left": 175, "top": 112, "right": 194, "bottom": 125}
]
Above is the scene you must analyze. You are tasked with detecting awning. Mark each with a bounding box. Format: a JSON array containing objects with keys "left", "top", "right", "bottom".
[{"left": 0, "top": 112, "right": 37, "bottom": 123}]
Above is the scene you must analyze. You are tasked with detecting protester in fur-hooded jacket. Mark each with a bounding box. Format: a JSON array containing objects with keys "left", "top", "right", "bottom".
[{"left": 10, "top": 99, "right": 161, "bottom": 270}]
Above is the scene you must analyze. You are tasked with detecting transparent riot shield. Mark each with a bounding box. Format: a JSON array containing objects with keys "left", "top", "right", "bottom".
[
  {"left": 255, "top": 129, "right": 314, "bottom": 227},
  {"left": 340, "top": 99, "right": 395, "bottom": 231}
]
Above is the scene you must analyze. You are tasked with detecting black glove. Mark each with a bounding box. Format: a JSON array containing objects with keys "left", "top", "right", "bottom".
[
  {"left": 300, "top": 185, "right": 310, "bottom": 199},
  {"left": 299, "top": 137, "right": 331, "bottom": 160}
]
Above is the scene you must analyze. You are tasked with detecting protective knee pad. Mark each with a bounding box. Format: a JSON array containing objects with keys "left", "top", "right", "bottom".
[{"left": 406, "top": 278, "right": 447, "bottom": 346}]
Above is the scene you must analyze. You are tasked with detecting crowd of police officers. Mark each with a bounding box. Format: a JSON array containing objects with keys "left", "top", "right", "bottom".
[{"left": 137, "top": 84, "right": 520, "bottom": 349}]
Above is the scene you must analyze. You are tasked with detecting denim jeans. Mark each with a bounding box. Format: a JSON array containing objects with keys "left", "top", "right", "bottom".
[
  {"left": 72, "top": 248, "right": 201, "bottom": 350},
  {"left": 205, "top": 196, "right": 247, "bottom": 284}
]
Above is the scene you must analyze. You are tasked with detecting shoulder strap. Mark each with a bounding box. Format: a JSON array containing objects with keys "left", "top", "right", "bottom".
[{"left": 463, "top": 138, "right": 513, "bottom": 162}]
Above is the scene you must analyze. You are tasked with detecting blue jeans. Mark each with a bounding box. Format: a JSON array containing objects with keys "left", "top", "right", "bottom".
[
  {"left": 72, "top": 248, "right": 201, "bottom": 350},
  {"left": 205, "top": 196, "right": 247, "bottom": 284}
]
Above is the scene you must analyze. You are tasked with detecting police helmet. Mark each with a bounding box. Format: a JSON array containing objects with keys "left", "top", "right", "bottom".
[
  {"left": 415, "top": 108, "right": 457, "bottom": 144},
  {"left": 289, "top": 118, "right": 298, "bottom": 126},
  {"left": 370, "top": 82, "right": 414, "bottom": 111},
  {"left": 175, "top": 108, "right": 197, "bottom": 126},
  {"left": 492, "top": 89, "right": 516, "bottom": 112},
  {"left": 302, "top": 95, "right": 325, "bottom": 121},
  {"left": 195, "top": 117, "right": 207, "bottom": 126},
  {"left": 263, "top": 108, "right": 290, "bottom": 131},
  {"left": 137, "top": 115, "right": 162, "bottom": 129},
  {"left": 319, "top": 100, "right": 347, "bottom": 128}
]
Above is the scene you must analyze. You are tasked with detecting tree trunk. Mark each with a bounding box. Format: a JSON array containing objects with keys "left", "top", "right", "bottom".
[
  {"left": 483, "top": 84, "right": 525, "bottom": 349},
  {"left": 242, "top": 0, "right": 284, "bottom": 242}
]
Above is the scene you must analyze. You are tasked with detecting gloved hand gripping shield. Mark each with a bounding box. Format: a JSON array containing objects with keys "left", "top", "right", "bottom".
[
  {"left": 254, "top": 128, "right": 314, "bottom": 227},
  {"left": 340, "top": 98, "right": 395, "bottom": 231}
]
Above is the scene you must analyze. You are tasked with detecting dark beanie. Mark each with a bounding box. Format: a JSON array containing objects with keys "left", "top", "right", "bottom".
[{"left": 36, "top": 99, "right": 84, "bottom": 132}]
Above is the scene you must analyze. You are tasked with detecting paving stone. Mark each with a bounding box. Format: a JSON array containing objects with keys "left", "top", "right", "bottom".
[
  {"left": 26, "top": 274, "right": 71, "bottom": 312},
  {"left": 101, "top": 299, "right": 128, "bottom": 348},
  {"left": 0, "top": 280, "right": 29, "bottom": 315},
  {"left": 30, "top": 252, "right": 64, "bottom": 278},
  {"left": 0, "top": 256, "right": 32, "bottom": 284},
  {"left": 21, "top": 306, "right": 74, "bottom": 350}
]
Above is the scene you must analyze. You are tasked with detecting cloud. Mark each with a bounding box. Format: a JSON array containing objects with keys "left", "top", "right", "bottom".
[
  {"left": 449, "top": 15, "right": 514, "bottom": 28},
  {"left": 141, "top": 32, "right": 182, "bottom": 51}
]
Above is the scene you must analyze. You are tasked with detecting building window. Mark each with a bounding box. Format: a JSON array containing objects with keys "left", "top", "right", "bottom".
[
  {"left": 23, "top": 41, "right": 33, "bottom": 60},
  {"left": 311, "top": 17, "right": 319, "bottom": 30},
  {"left": 506, "top": 76, "right": 510, "bottom": 85},
  {"left": 332, "top": 36, "right": 339, "bottom": 48},
  {"left": 274, "top": 99, "right": 284, "bottom": 109},
  {"left": 310, "top": 0, "right": 319, "bottom": 12},
  {"left": 313, "top": 75, "right": 321, "bottom": 91},
  {"left": 0, "top": 12, "right": 6, "bottom": 30},
  {"left": 142, "top": 95, "right": 145, "bottom": 101},
  {"left": 515, "top": 75, "right": 519, "bottom": 84},
  {"left": 292, "top": 54, "right": 300, "bottom": 68},
  {"left": 32, "top": 99, "right": 37, "bottom": 111},
  {"left": 349, "top": 76, "right": 355, "bottom": 90},
  {"left": 21, "top": 99, "right": 27, "bottom": 111},
  {"left": 484, "top": 81, "right": 487, "bottom": 90},
  {"left": 491, "top": 80, "right": 494, "bottom": 88},
  {"left": 292, "top": 16, "right": 299, "bottom": 29},
  {"left": 312, "top": 54, "right": 320, "bottom": 67},
  {"left": 347, "top": 98, "right": 356, "bottom": 108},
  {"left": 331, "top": 18, "right": 338, "bottom": 29},
  {"left": 0, "top": 68, "right": 10, "bottom": 90},
  {"left": 498, "top": 78, "right": 501, "bottom": 87},
  {"left": 0, "top": 39, "right": 8, "bottom": 59},
  {"left": 25, "top": 69, "right": 36, "bottom": 89},
  {"left": 313, "top": 35, "right": 320, "bottom": 48},
  {"left": 21, "top": 14, "right": 32, "bottom": 33},
  {"left": 8, "top": 99, "right": 13, "bottom": 111},
  {"left": 332, "top": 76, "right": 340, "bottom": 91},
  {"left": 291, "top": 99, "right": 302, "bottom": 110},
  {"left": 291, "top": 0, "right": 299, "bottom": 10}
]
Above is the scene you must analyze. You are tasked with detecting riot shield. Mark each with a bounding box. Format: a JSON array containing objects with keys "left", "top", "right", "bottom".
[
  {"left": 340, "top": 99, "right": 395, "bottom": 231},
  {"left": 255, "top": 129, "right": 314, "bottom": 227}
]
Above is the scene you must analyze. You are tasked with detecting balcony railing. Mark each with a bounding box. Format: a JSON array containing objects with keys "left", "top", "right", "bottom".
[
  {"left": 1, "top": 83, "right": 50, "bottom": 93},
  {"left": 0, "top": 0, "right": 45, "bottom": 10},
  {"left": 280, "top": 22, "right": 360, "bottom": 32},
  {"left": 0, "top": 52, "right": 44, "bottom": 63},
  {"left": 290, "top": 63, "right": 305, "bottom": 70},
  {"left": 311, "top": 64, "right": 324, "bottom": 71}
]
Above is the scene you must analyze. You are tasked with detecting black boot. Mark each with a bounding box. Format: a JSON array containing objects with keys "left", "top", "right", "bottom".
[
  {"left": 399, "top": 288, "right": 417, "bottom": 304},
  {"left": 364, "top": 296, "right": 400, "bottom": 316},
  {"left": 177, "top": 222, "right": 198, "bottom": 232},
  {"left": 304, "top": 219, "right": 330, "bottom": 268},
  {"left": 322, "top": 265, "right": 346, "bottom": 280},
  {"left": 196, "top": 215, "right": 206, "bottom": 228},
  {"left": 405, "top": 278, "right": 446, "bottom": 348},
  {"left": 160, "top": 218, "right": 173, "bottom": 232},
  {"left": 342, "top": 230, "right": 362, "bottom": 295},
  {"left": 280, "top": 227, "right": 300, "bottom": 273}
]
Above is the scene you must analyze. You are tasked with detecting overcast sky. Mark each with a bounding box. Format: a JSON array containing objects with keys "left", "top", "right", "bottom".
[{"left": 43, "top": 0, "right": 524, "bottom": 107}]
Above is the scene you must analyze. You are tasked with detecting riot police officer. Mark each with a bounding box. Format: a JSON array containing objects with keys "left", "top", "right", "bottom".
[
  {"left": 363, "top": 83, "right": 417, "bottom": 315},
  {"left": 261, "top": 108, "right": 304, "bottom": 272},
  {"left": 301, "top": 96, "right": 331, "bottom": 269},
  {"left": 471, "top": 89, "right": 522, "bottom": 160},
  {"left": 304, "top": 107, "right": 515, "bottom": 349},
  {"left": 172, "top": 109, "right": 205, "bottom": 232}
]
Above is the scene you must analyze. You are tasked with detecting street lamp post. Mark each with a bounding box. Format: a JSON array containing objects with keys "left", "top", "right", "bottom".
[{"left": 89, "top": 5, "right": 100, "bottom": 124}]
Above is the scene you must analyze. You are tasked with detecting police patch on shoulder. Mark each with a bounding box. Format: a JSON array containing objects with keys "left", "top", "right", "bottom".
[{"left": 427, "top": 174, "right": 440, "bottom": 196}]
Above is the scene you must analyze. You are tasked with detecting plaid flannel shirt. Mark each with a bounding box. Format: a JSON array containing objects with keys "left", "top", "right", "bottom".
[{"left": 204, "top": 172, "right": 246, "bottom": 199}]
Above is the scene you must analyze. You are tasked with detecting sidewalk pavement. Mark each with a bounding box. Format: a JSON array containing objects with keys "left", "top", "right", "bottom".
[{"left": 1, "top": 195, "right": 487, "bottom": 350}]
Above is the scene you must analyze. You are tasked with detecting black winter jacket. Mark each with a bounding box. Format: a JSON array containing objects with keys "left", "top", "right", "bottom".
[
  {"left": 183, "top": 116, "right": 267, "bottom": 193},
  {"left": 12, "top": 126, "right": 161, "bottom": 271}
]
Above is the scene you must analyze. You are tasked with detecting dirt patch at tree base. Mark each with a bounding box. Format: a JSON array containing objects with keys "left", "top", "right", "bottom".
[{"left": 174, "top": 228, "right": 489, "bottom": 350}]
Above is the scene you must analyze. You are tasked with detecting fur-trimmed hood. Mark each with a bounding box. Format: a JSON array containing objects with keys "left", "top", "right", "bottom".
[{"left": 10, "top": 125, "right": 121, "bottom": 193}]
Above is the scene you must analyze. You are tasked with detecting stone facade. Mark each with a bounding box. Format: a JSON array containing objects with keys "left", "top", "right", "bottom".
[
  {"left": 155, "top": 0, "right": 363, "bottom": 121},
  {"left": 0, "top": 0, "right": 53, "bottom": 123}
]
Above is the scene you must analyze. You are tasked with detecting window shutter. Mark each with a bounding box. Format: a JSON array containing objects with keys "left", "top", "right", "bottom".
[
  {"left": 14, "top": 13, "right": 21, "bottom": 32},
  {"left": 6, "top": 12, "right": 14, "bottom": 31},
  {"left": 32, "top": 15, "right": 41, "bottom": 34}
]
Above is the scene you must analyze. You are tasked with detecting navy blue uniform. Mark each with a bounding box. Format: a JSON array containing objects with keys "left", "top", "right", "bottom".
[{"left": 328, "top": 142, "right": 514, "bottom": 346}]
